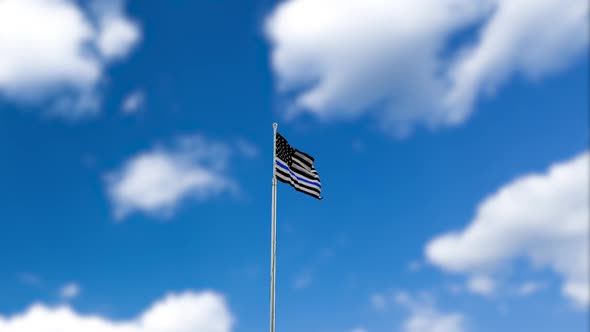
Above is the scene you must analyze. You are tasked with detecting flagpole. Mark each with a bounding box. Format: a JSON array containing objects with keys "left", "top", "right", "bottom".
[{"left": 270, "top": 122, "right": 278, "bottom": 332}]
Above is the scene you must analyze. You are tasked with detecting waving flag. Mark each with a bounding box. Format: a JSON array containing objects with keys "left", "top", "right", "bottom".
[{"left": 274, "top": 132, "right": 322, "bottom": 199}]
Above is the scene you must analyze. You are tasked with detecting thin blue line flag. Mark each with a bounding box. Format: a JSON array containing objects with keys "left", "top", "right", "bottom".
[{"left": 275, "top": 132, "right": 322, "bottom": 199}]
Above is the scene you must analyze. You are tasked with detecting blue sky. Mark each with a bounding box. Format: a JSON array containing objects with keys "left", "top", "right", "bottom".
[{"left": 0, "top": 1, "right": 588, "bottom": 332}]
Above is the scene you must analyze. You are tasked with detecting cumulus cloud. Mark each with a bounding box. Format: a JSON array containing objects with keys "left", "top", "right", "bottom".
[
  {"left": 93, "top": 1, "right": 141, "bottom": 60},
  {"left": 0, "top": 0, "right": 140, "bottom": 116},
  {"left": 426, "top": 152, "right": 589, "bottom": 307},
  {"left": 446, "top": 0, "right": 589, "bottom": 114},
  {"left": 106, "top": 135, "right": 236, "bottom": 219},
  {"left": 0, "top": 291, "right": 234, "bottom": 332},
  {"left": 396, "top": 292, "right": 465, "bottom": 332},
  {"left": 265, "top": 0, "right": 588, "bottom": 135},
  {"left": 60, "top": 283, "right": 81, "bottom": 300}
]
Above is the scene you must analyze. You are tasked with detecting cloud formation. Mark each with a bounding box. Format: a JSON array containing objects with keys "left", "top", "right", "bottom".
[
  {"left": 292, "top": 270, "right": 313, "bottom": 290},
  {"left": 0, "top": 291, "right": 234, "bottom": 332},
  {"left": 265, "top": 0, "right": 588, "bottom": 135},
  {"left": 59, "top": 283, "right": 81, "bottom": 300},
  {"left": 370, "top": 293, "right": 387, "bottom": 311},
  {"left": 121, "top": 89, "right": 145, "bottom": 113},
  {"left": 396, "top": 292, "right": 465, "bottom": 332},
  {"left": 516, "top": 281, "right": 545, "bottom": 297},
  {"left": 0, "top": 0, "right": 140, "bottom": 117},
  {"left": 106, "top": 135, "right": 236, "bottom": 219},
  {"left": 426, "top": 152, "right": 589, "bottom": 307},
  {"left": 466, "top": 275, "right": 495, "bottom": 296},
  {"left": 18, "top": 273, "right": 42, "bottom": 287},
  {"left": 350, "top": 328, "right": 367, "bottom": 332}
]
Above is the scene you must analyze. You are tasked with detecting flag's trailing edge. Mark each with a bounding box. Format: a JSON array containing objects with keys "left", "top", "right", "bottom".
[{"left": 274, "top": 132, "right": 322, "bottom": 199}]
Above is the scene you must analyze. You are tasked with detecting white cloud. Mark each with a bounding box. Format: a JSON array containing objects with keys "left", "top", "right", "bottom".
[
  {"left": 93, "top": 1, "right": 141, "bottom": 60},
  {"left": 60, "top": 283, "right": 81, "bottom": 300},
  {"left": 0, "top": 0, "right": 140, "bottom": 116},
  {"left": 396, "top": 292, "right": 465, "bottom": 332},
  {"left": 446, "top": 0, "right": 589, "bottom": 115},
  {"left": 265, "top": 0, "right": 588, "bottom": 135},
  {"left": 106, "top": 135, "right": 236, "bottom": 219},
  {"left": 18, "top": 273, "right": 42, "bottom": 287},
  {"left": 350, "top": 328, "right": 367, "bottom": 332},
  {"left": 466, "top": 276, "right": 495, "bottom": 296},
  {"left": 516, "top": 281, "right": 545, "bottom": 297},
  {"left": 426, "top": 152, "right": 589, "bottom": 307},
  {"left": 121, "top": 89, "right": 145, "bottom": 113},
  {"left": 0, "top": 291, "right": 234, "bottom": 332}
]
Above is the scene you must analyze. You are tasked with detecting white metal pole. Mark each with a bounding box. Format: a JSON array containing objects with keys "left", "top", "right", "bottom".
[{"left": 270, "top": 122, "right": 278, "bottom": 332}]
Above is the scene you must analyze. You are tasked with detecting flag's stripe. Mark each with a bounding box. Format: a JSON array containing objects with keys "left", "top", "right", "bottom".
[
  {"left": 291, "top": 158, "right": 319, "bottom": 175},
  {"left": 295, "top": 149, "right": 315, "bottom": 164},
  {"left": 275, "top": 162, "right": 322, "bottom": 197},
  {"left": 276, "top": 172, "right": 321, "bottom": 198},
  {"left": 293, "top": 150, "right": 314, "bottom": 167},
  {"left": 275, "top": 162, "right": 322, "bottom": 191},
  {"left": 275, "top": 168, "right": 321, "bottom": 197},
  {"left": 276, "top": 158, "right": 321, "bottom": 186},
  {"left": 277, "top": 158, "right": 321, "bottom": 189},
  {"left": 275, "top": 161, "right": 321, "bottom": 192},
  {"left": 291, "top": 162, "right": 320, "bottom": 181},
  {"left": 292, "top": 158, "right": 315, "bottom": 173},
  {"left": 275, "top": 168, "right": 320, "bottom": 194},
  {"left": 290, "top": 184, "right": 321, "bottom": 199},
  {"left": 275, "top": 159, "right": 321, "bottom": 188}
]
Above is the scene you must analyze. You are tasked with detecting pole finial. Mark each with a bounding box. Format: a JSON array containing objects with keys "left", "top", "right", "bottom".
[{"left": 273, "top": 122, "right": 278, "bottom": 129}]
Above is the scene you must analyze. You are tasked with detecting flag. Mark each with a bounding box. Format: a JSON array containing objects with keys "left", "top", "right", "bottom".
[{"left": 274, "top": 132, "right": 322, "bottom": 199}]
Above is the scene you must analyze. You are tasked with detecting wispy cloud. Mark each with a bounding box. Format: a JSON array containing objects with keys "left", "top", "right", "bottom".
[
  {"left": 121, "top": 89, "right": 145, "bottom": 114},
  {"left": 370, "top": 293, "right": 387, "bottom": 311},
  {"left": 516, "top": 282, "right": 545, "bottom": 297},
  {"left": 293, "top": 270, "right": 313, "bottom": 290},
  {"left": 18, "top": 273, "right": 42, "bottom": 287},
  {"left": 60, "top": 283, "right": 81, "bottom": 300},
  {"left": 396, "top": 291, "right": 465, "bottom": 332},
  {"left": 466, "top": 276, "right": 496, "bottom": 297},
  {"left": 235, "top": 138, "right": 259, "bottom": 159}
]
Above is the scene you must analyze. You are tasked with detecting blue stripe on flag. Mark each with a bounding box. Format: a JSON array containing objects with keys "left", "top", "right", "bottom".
[{"left": 275, "top": 159, "right": 321, "bottom": 188}]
